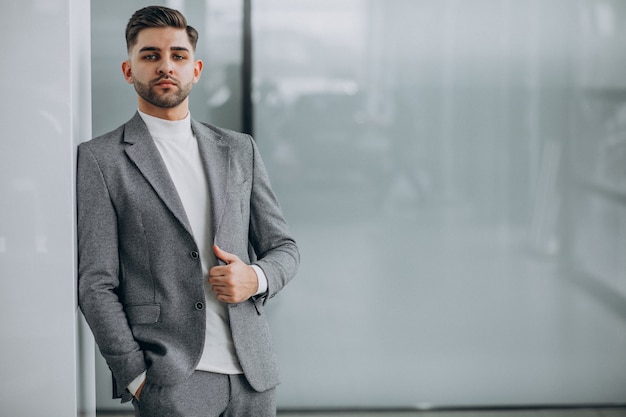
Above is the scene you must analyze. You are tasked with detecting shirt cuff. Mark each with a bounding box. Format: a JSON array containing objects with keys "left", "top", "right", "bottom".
[
  {"left": 250, "top": 264, "right": 268, "bottom": 296},
  {"left": 127, "top": 371, "right": 146, "bottom": 397}
]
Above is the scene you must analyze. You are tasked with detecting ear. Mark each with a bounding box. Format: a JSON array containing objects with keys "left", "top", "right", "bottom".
[
  {"left": 121, "top": 60, "right": 134, "bottom": 84},
  {"left": 192, "top": 59, "right": 203, "bottom": 84}
]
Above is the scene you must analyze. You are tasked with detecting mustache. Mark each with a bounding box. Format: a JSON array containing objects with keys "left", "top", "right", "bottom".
[{"left": 150, "top": 76, "right": 180, "bottom": 87}]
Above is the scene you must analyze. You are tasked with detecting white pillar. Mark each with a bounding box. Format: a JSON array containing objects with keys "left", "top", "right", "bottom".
[{"left": 0, "top": 0, "right": 93, "bottom": 416}]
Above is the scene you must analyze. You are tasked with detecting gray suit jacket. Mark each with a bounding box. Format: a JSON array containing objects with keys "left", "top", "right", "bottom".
[{"left": 77, "top": 113, "right": 299, "bottom": 401}]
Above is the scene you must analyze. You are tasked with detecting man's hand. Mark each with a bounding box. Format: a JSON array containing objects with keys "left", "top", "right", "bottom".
[{"left": 209, "top": 245, "right": 258, "bottom": 303}]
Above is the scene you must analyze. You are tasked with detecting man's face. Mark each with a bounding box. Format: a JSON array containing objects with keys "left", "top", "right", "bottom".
[{"left": 122, "top": 27, "right": 202, "bottom": 118}]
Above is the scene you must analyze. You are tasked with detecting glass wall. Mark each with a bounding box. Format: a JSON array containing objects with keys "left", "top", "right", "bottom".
[
  {"left": 252, "top": 0, "right": 626, "bottom": 408},
  {"left": 90, "top": 0, "right": 626, "bottom": 411},
  {"left": 571, "top": 0, "right": 626, "bottom": 319}
]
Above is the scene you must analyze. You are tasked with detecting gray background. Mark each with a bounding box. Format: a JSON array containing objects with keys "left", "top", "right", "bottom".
[{"left": 89, "top": 0, "right": 626, "bottom": 412}]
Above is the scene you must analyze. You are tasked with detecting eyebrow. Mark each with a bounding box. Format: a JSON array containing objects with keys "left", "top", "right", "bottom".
[{"left": 138, "top": 46, "right": 191, "bottom": 53}]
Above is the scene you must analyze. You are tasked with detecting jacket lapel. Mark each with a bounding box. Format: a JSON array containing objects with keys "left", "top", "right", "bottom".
[
  {"left": 123, "top": 113, "right": 194, "bottom": 237},
  {"left": 192, "top": 119, "right": 229, "bottom": 239}
]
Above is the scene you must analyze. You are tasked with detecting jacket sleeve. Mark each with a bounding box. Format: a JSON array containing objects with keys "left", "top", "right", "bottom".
[
  {"left": 246, "top": 136, "right": 300, "bottom": 302},
  {"left": 76, "top": 144, "right": 146, "bottom": 399}
]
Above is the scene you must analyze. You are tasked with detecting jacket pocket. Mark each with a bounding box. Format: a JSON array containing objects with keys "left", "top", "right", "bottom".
[{"left": 125, "top": 303, "right": 161, "bottom": 324}]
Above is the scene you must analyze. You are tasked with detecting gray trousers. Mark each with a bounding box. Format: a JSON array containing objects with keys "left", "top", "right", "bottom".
[{"left": 132, "top": 372, "right": 276, "bottom": 417}]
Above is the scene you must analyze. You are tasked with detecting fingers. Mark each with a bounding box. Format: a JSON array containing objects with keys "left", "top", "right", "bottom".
[
  {"left": 209, "top": 278, "right": 248, "bottom": 303},
  {"left": 212, "top": 244, "right": 239, "bottom": 264},
  {"left": 208, "top": 253, "right": 240, "bottom": 303},
  {"left": 207, "top": 250, "right": 258, "bottom": 303}
]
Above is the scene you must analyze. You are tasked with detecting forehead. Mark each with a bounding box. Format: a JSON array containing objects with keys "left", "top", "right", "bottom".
[{"left": 132, "top": 27, "right": 193, "bottom": 53}]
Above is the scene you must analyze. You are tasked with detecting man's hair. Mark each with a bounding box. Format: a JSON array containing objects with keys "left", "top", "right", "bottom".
[{"left": 125, "top": 6, "right": 199, "bottom": 52}]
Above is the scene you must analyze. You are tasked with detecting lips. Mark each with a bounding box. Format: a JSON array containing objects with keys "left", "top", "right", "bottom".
[{"left": 153, "top": 78, "right": 178, "bottom": 87}]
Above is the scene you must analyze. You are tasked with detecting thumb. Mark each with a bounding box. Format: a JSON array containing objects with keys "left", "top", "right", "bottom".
[{"left": 213, "top": 244, "right": 239, "bottom": 264}]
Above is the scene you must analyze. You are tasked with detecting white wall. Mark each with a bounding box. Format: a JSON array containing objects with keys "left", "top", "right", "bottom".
[{"left": 0, "top": 1, "right": 93, "bottom": 416}]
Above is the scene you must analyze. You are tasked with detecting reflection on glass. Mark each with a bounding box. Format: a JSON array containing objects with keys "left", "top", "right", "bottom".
[{"left": 253, "top": 0, "right": 626, "bottom": 408}]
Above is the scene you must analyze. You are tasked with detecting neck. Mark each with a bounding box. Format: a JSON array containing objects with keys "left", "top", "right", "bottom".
[
  {"left": 137, "top": 98, "right": 189, "bottom": 121},
  {"left": 138, "top": 110, "right": 192, "bottom": 142}
]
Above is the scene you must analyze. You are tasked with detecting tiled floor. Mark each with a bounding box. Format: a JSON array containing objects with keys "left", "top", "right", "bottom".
[{"left": 97, "top": 407, "right": 626, "bottom": 417}]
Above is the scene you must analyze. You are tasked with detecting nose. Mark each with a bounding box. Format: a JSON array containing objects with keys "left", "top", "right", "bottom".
[{"left": 158, "top": 57, "right": 174, "bottom": 75}]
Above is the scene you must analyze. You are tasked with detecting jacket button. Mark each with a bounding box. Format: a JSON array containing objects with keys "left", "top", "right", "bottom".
[
  {"left": 190, "top": 250, "right": 199, "bottom": 259},
  {"left": 195, "top": 302, "right": 204, "bottom": 311}
]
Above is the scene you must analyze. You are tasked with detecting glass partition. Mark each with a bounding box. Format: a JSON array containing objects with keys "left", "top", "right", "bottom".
[
  {"left": 252, "top": 0, "right": 626, "bottom": 408},
  {"left": 90, "top": 0, "right": 626, "bottom": 411}
]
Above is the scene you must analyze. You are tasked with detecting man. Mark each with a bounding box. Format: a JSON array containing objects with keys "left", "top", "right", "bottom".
[{"left": 77, "top": 6, "right": 299, "bottom": 416}]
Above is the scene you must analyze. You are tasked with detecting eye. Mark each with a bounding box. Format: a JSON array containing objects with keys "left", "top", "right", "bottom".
[
  {"left": 173, "top": 54, "right": 185, "bottom": 60},
  {"left": 142, "top": 54, "right": 158, "bottom": 61}
]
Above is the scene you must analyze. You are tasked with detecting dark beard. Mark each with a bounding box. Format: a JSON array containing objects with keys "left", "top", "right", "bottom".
[{"left": 133, "top": 77, "right": 192, "bottom": 109}]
